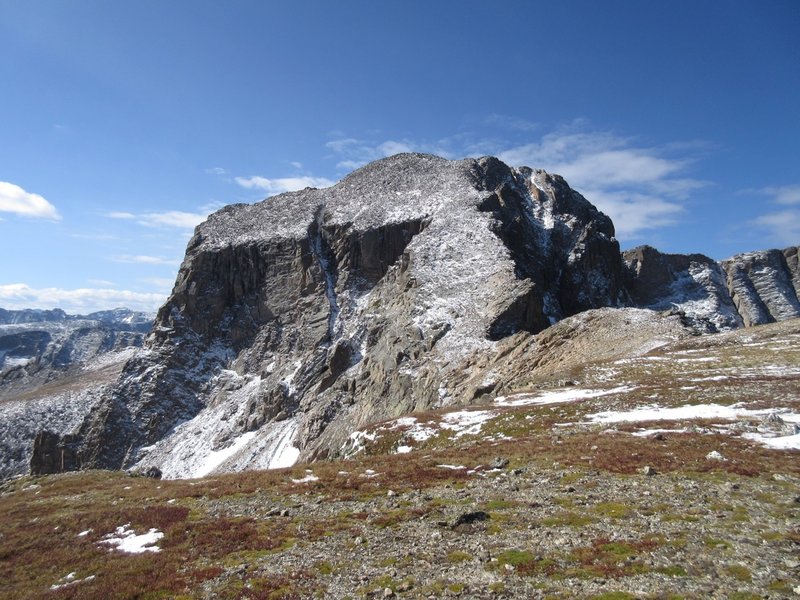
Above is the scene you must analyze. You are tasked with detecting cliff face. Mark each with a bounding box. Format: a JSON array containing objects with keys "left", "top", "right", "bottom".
[
  {"left": 27, "top": 154, "right": 800, "bottom": 479},
  {"left": 65, "top": 154, "right": 626, "bottom": 477},
  {"left": 622, "top": 245, "right": 800, "bottom": 331}
]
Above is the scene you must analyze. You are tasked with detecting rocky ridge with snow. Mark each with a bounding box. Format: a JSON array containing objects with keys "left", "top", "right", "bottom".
[
  {"left": 0, "top": 308, "right": 151, "bottom": 478},
  {"left": 17, "top": 154, "right": 800, "bottom": 480}
]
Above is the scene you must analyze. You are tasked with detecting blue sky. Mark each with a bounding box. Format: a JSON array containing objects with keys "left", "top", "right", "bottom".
[{"left": 1, "top": 1, "right": 798, "bottom": 313}]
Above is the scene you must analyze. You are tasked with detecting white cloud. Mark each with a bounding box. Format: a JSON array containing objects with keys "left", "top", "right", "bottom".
[
  {"left": 325, "top": 137, "right": 453, "bottom": 170},
  {"left": 137, "top": 211, "right": 207, "bottom": 229},
  {"left": 139, "top": 277, "right": 175, "bottom": 292},
  {"left": 106, "top": 210, "right": 208, "bottom": 229},
  {"left": 751, "top": 210, "right": 800, "bottom": 247},
  {"left": 111, "top": 254, "right": 180, "bottom": 266},
  {"left": 748, "top": 183, "right": 800, "bottom": 246},
  {"left": 290, "top": 161, "right": 303, "bottom": 169},
  {"left": 0, "top": 181, "right": 61, "bottom": 220},
  {"left": 205, "top": 167, "right": 228, "bottom": 175},
  {"left": 87, "top": 278, "right": 115, "bottom": 286},
  {"left": 0, "top": 283, "right": 166, "bottom": 313},
  {"left": 577, "top": 189, "right": 684, "bottom": 239},
  {"left": 759, "top": 184, "right": 800, "bottom": 206},
  {"left": 484, "top": 114, "right": 539, "bottom": 132},
  {"left": 325, "top": 125, "right": 705, "bottom": 240},
  {"left": 234, "top": 175, "right": 335, "bottom": 195}
]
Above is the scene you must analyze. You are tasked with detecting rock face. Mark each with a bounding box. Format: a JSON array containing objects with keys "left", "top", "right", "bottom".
[
  {"left": 69, "top": 154, "right": 627, "bottom": 477},
  {"left": 721, "top": 247, "right": 800, "bottom": 327},
  {"left": 0, "top": 309, "right": 151, "bottom": 478},
  {"left": 623, "top": 245, "right": 800, "bottom": 331},
  {"left": 0, "top": 309, "right": 151, "bottom": 401},
  {"left": 20, "top": 154, "right": 800, "bottom": 480}
]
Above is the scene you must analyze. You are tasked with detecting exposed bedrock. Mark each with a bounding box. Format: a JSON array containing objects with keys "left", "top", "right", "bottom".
[
  {"left": 35, "top": 154, "right": 799, "bottom": 478},
  {"left": 56, "top": 154, "right": 630, "bottom": 476},
  {"left": 623, "top": 245, "right": 800, "bottom": 331}
]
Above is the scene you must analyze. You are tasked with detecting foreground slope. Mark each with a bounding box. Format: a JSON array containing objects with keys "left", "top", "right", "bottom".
[{"left": 2, "top": 317, "right": 798, "bottom": 599}]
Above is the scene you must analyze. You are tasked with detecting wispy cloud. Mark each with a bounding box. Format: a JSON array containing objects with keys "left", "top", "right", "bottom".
[
  {"left": 0, "top": 283, "right": 165, "bottom": 313},
  {"left": 234, "top": 175, "right": 335, "bottom": 195},
  {"left": 111, "top": 254, "right": 180, "bottom": 266},
  {"left": 749, "top": 183, "right": 800, "bottom": 246},
  {"left": 0, "top": 181, "right": 61, "bottom": 220},
  {"left": 205, "top": 167, "right": 228, "bottom": 176},
  {"left": 484, "top": 113, "right": 539, "bottom": 132},
  {"left": 138, "top": 277, "right": 175, "bottom": 292},
  {"left": 325, "top": 137, "right": 453, "bottom": 170},
  {"left": 106, "top": 210, "right": 208, "bottom": 229},
  {"left": 495, "top": 128, "right": 708, "bottom": 238},
  {"left": 325, "top": 123, "right": 706, "bottom": 240},
  {"left": 758, "top": 184, "right": 800, "bottom": 206},
  {"left": 751, "top": 210, "right": 800, "bottom": 247}
]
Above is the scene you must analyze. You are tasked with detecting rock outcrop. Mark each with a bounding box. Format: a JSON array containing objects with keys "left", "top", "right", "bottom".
[
  {"left": 622, "top": 245, "right": 800, "bottom": 331},
  {"left": 721, "top": 247, "right": 800, "bottom": 326},
  {"left": 18, "top": 154, "right": 800, "bottom": 480},
  {"left": 67, "top": 154, "right": 628, "bottom": 477}
]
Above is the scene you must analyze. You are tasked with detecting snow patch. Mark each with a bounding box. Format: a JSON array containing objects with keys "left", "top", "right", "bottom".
[
  {"left": 495, "top": 386, "right": 634, "bottom": 407},
  {"left": 587, "top": 403, "right": 800, "bottom": 424},
  {"left": 192, "top": 431, "right": 257, "bottom": 479},
  {"left": 440, "top": 410, "right": 495, "bottom": 437},
  {"left": 100, "top": 524, "right": 163, "bottom": 554}
]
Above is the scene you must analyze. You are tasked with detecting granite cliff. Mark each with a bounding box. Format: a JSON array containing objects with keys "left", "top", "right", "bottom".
[{"left": 21, "top": 154, "right": 800, "bottom": 479}]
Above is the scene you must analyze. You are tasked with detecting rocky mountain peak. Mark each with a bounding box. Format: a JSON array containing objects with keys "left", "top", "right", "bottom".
[
  {"left": 19, "top": 154, "right": 800, "bottom": 481},
  {"left": 60, "top": 154, "right": 626, "bottom": 477}
]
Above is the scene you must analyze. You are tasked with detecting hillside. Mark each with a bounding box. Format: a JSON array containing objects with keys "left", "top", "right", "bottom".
[{"left": 2, "top": 315, "right": 798, "bottom": 599}]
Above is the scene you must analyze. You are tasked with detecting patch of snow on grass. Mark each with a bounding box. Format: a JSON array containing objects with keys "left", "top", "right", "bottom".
[
  {"left": 100, "top": 524, "right": 164, "bottom": 554},
  {"left": 440, "top": 409, "right": 495, "bottom": 437},
  {"left": 495, "top": 386, "right": 634, "bottom": 407},
  {"left": 587, "top": 403, "right": 797, "bottom": 424},
  {"left": 437, "top": 464, "right": 466, "bottom": 470},
  {"left": 290, "top": 470, "right": 319, "bottom": 483},
  {"left": 395, "top": 445, "right": 413, "bottom": 454},
  {"left": 51, "top": 572, "right": 96, "bottom": 591},
  {"left": 742, "top": 432, "right": 800, "bottom": 450}
]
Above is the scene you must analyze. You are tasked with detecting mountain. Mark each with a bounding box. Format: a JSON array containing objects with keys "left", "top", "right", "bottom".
[
  {"left": 623, "top": 245, "right": 800, "bottom": 331},
  {"left": 15, "top": 154, "right": 800, "bottom": 480},
  {"left": 0, "top": 308, "right": 153, "bottom": 478}
]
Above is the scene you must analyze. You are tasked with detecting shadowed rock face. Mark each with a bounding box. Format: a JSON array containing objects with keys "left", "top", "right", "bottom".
[{"left": 65, "top": 153, "right": 627, "bottom": 476}]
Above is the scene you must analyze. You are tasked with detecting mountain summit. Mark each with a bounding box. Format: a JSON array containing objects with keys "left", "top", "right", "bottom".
[{"left": 21, "top": 154, "right": 800, "bottom": 479}]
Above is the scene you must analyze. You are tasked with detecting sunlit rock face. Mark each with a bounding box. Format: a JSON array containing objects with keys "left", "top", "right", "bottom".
[
  {"left": 31, "top": 154, "right": 799, "bottom": 479},
  {"left": 622, "top": 245, "right": 800, "bottom": 331},
  {"left": 58, "top": 154, "right": 625, "bottom": 477}
]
